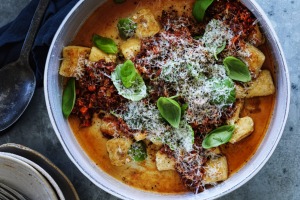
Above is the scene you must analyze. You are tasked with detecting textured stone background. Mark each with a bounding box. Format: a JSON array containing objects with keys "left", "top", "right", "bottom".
[{"left": 0, "top": 0, "right": 299, "bottom": 199}]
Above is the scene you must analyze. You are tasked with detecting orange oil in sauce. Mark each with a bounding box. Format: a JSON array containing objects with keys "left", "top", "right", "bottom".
[{"left": 70, "top": 0, "right": 275, "bottom": 193}]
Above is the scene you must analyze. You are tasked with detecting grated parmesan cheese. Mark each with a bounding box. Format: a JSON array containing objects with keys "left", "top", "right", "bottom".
[
  {"left": 73, "top": 56, "right": 86, "bottom": 79},
  {"left": 118, "top": 19, "right": 238, "bottom": 152},
  {"left": 118, "top": 101, "right": 194, "bottom": 152},
  {"left": 202, "top": 19, "right": 234, "bottom": 55}
]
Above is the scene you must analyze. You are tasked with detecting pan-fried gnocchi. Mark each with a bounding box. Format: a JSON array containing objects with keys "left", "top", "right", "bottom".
[
  {"left": 89, "top": 46, "right": 117, "bottom": 62},
  {"left": 62, "top": 0, "right": 276, "bottom": 194},
  {"left": 241, "top": 43, "right": 266, "bottom": 78},
  {"left": 120, "top": 38, "right": 141, "bottom": 60},
  {"left": 132, "top": 9, "right": 160, "bottom": 38},
  {"left": 59, "top": 46, "right": 90, "bottom": 77}
]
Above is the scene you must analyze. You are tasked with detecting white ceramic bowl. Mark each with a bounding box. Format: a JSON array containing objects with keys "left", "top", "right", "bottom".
[
  {"left": 0, "top": 152, "right": 65, "bottom": 200},
  {"left": 44, "top": 0, "right": 290, "bottom": 199},
  {"left": 0, "top": 152, "right": 58, "bottom": 200},
  {"left": 0, "top": 143, "right": 79, "bottom": 200}
]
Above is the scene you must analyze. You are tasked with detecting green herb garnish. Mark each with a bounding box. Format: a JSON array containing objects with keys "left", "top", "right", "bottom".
[
  {"left": 223, "top": 56, "right": 251, "bottom": 82},
  {"left": 111, "top": 60, "right": 147, "bottom": 101},
  {"left": 181, "top": 103, "right": 188, "bottom": 114},
  {"left": 211, "top": 78, "right": 236, "bottom": 104},
  {"left": 92, "top": 34, "right": 118, "bottom": 54},
  {"left": 62, "top": 78, "right": 76, "bottom": 118},
  {"left": 117, "top": 18, "right": 137, "bottom": 39},
  {"left": 120, "top": 60, "right": 137, "bottom": 88},
  {"left": 192, "top": 0, "right": 215, "bottom": 22},
  {"left": 165, "top": 122, "right": 195, "bottom": 151},
  {"left": 128, "top": 141, "right": 147, "bottom": 161},
  {"left": 157, "top": 97, "right": 181, "bottom": 128},
  {"left": 214, "top": 41, "right": 226, "bottom": 60},
  {"left": 202, "top": 125, "right": 235, "bottom": 149}
]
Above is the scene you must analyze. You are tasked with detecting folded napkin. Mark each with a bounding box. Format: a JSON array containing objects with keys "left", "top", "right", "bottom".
[{"left": 0, "top": 0, "right": 79, "bottom": 86}]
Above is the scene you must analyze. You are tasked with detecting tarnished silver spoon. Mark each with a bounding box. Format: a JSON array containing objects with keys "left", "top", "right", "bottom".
[{"left": 0, "top": 0, "right": 50, "bottom": 131}]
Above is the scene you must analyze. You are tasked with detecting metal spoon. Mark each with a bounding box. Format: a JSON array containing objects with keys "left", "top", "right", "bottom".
[{"left": 0, "top": 0, "right": 50, "bottom": 132}]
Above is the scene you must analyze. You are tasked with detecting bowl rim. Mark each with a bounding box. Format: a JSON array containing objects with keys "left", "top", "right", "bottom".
[{"left": 44, "top": 0, "right": 290, "bottom": 199}]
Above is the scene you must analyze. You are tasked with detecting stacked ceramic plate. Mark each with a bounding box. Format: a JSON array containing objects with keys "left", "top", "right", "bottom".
[{"left": 0, "top": 143, "right": 79, "bottom": 200}]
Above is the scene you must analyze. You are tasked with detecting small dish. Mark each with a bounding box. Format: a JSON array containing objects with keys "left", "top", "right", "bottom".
[
  {"left": 0, "top": 143, "right": 79, "bottom": 200},
  {"left": 0, "top": 152, "right": 65, "bottom": 200},
  {"left": 0, "top": 182, "right": 26, "bottom": 200},
  {"left": 0, "top": 192, "right": 11, "bottom": 200},
  {"left": 0, "top": 152, "right": 58, "bottom": 200}
]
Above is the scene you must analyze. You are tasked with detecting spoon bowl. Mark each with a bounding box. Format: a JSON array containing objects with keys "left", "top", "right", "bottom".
[
  {"left": 0, "top": 59, "right": 36, "bottom": 131},
  {"left": 0, "top": 0, "right": 50, "bottom": 132}
]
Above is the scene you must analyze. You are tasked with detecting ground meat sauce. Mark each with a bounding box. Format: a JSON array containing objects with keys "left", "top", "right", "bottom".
[
  {"left": 135, "top": 10, "right": 198, "bottom": 81},
  {"left": 135, "top": 8, "right": 235, "bottom": 133},
  {"left": 72, "top": 60, "right": 128, "bottom": 127},
  {"left": 160, "top": 10, "right": 205, "bottom": 36},
  {"left": 176, "top": 136, "right": 207, "bottom": 194},
  {"left": 207, "top": 0, "right": 257, "bottom": 46}
]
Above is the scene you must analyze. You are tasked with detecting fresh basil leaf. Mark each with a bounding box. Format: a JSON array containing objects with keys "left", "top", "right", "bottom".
[
  {"left": 120, "top": 60, "right": 137, "bottom": 88},
  {"left": 62, "top": 78, "right": 76, "bottom": 118},
  {"left": 157, "top": 97, "right": 181, "bottom": 128},
  {"left": 223, "top": 56, "right": 251, "bottom": 82},
  {"left": 192, "top": 0, "right": 215, "bottom": 22},
  {"left": 181, "top": 103, "right": 188, "bottom": 113},
  {"left": 202, "top": 125, "right": 235, "bottom": 149},
  {"left": 128, "top": 141, "right": 147, "bottom": 161},
  {"left": 92, "top": 34, "right": 118, "bottom": 54},
  {"left": 117, "top": 18, "right": 137, "bottom": 39},
  {"left": 114, "top": 0, "right": 126, "bottom": 4},
  {"left": 111, "top": 62, "right": 147, "bottom": 101},
  {"left": 211, "top": 78, "right": 236, "bottom": 104},
  {"left": 214, "top": 41, "right": 226, "bottom": 60}
]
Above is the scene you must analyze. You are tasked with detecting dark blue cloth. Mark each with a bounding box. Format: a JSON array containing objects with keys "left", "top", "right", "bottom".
[{"left": 0, "top": 0, "right": 79, "bottom": 86}]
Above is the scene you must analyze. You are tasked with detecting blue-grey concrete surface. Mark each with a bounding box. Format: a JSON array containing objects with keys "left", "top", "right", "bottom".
[{"left": 0, "top": 0, "right": 299, "bottom": 199}]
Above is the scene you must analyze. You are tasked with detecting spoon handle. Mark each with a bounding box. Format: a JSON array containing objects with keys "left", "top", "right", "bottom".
[{"left": 19, "top": 0, "right": 50, "bottom": 64}]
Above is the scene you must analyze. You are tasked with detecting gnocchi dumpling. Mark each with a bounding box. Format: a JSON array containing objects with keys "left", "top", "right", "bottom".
[
  {"left": 106, "top": 138, "right": 132, "bottom": 166},
  {"left": 89, "top": 46, "right": 117, "bottom": 62},
  {"left": 59, "top": 46, "right": 90, "bottom": 77},
  {"left": 120, "top": 38, "right": 141, "bottom": 60},
  {"left": 246, "top": 70, "right": 275, "bottom": 98},
  {"left": 156, "top": 151, "right": 176, "bottom": 171},
  {"left": 235, "top": 70, "right": 275, "bottom": 98},
  {"left": 132, "top": 9, "right": 160, "bottom": 38},
  {"left": 230, "top": 116, "right": 254, "bottom": 144},
  {"left": 241, "top": 43, "right": 265, "bottom": 78},
  {"left": 203, "top": 156, "right": 228, "bottom": 184}
]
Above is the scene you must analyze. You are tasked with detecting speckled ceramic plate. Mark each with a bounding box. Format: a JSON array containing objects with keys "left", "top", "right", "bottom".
[
  {"left": 0, "top": 152, "right": 65, "bottom": 200},
  {"left": 0, "top": 152, "right": 58, "bottom": 200},
  {"left": 0, "top": 143, "right": 79, "bottom": 200}
]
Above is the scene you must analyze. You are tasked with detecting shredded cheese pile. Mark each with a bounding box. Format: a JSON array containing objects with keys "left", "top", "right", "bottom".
[{"left": 118, "top": 19, "right": 237, "bottom": 152}]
